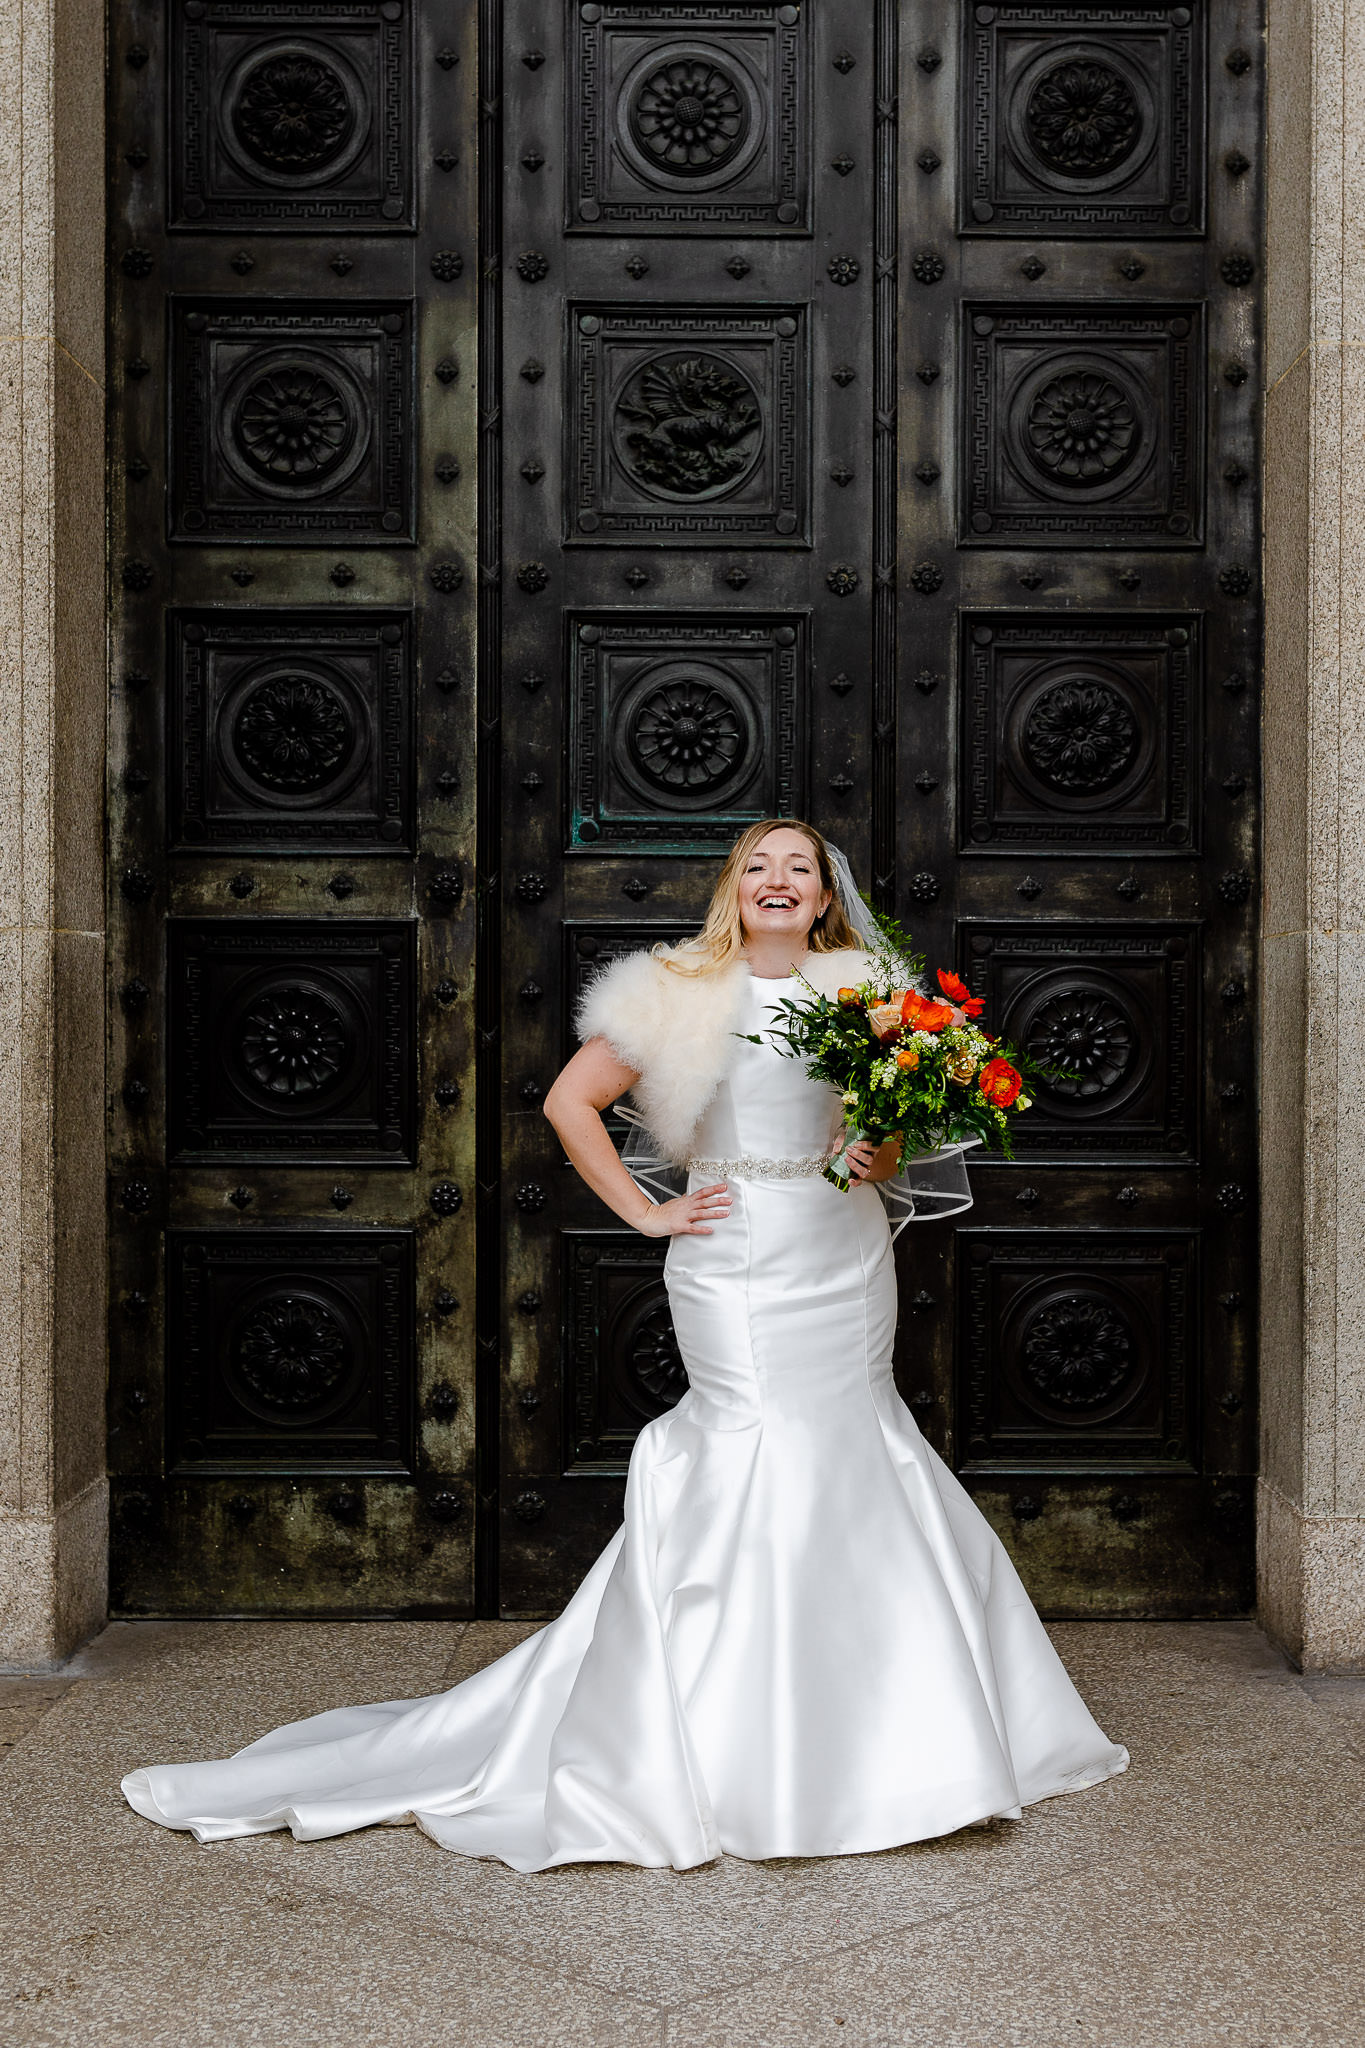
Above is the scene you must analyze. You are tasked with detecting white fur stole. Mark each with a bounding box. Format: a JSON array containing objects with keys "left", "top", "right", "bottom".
[{"left": 575, "top": 944, "right": 878, "bottom": 1163}]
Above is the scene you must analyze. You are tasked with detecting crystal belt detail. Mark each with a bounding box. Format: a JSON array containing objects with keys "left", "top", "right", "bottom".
[{"left": 685, "top": 1153, "right": 828, "bottom": 1182}]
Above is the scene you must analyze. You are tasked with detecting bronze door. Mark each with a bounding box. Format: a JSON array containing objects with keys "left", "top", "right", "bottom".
[
  {"left": 108, "top": 0, "right": 480, "bottom": 1612},
  {"left": 109, "top": 0, "right": 1261, "bottom": 1619}
]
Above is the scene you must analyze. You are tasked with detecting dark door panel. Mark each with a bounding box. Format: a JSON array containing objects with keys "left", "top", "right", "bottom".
[
  {"left": 109, "top": 0, "right": 479, "bottom": 1614},
  {"left": 900, "top": 0, "right": 1260, "bottom": 1612},
  {"left": 490, "top": 0, "right": 887, "bottom": 1612}
]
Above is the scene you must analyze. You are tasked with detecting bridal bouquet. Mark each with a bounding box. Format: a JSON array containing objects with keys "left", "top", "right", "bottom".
[{"left": 747, "top": 913, "right": 1046, "bottom": 1189}]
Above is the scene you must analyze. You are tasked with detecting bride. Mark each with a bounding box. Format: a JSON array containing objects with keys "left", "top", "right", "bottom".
[{"left": 122, "top": 819, "right": 1128, "bottom": 1872}]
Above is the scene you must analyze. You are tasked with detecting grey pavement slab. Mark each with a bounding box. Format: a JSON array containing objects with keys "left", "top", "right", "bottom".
[
  {"left": 0, "top": 1617, "right": 1357, "bottom": 2047},
  {"left": 663, "top": 1838, "right": 1365, "bottom": 2048}
]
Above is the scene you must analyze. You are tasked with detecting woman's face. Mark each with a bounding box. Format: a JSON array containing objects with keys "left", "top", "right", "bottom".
[{"left": 737, "top": 829, "right": 832, "bottom": 944}]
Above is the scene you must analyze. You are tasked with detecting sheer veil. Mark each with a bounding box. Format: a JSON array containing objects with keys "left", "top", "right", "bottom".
[{"left": 616, "top": 842, "right": 976, "bottom": 1228}]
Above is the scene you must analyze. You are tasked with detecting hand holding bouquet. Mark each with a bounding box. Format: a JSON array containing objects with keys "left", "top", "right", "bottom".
[{"left": 747, "top": 912, "right": 1047, "bottom": 1190}]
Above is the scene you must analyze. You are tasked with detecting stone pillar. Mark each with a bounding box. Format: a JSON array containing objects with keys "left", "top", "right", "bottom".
[
  {"left": 0, "top": 0, "right": 108, "bottom": 1665},
  {"left": 1259, "top": 0, "right": 1365, "bottom": 1670}
]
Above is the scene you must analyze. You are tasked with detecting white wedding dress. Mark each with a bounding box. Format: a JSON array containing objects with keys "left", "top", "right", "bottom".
[{"left": 122, "top": 968, "right": 1129, "bottom": 1871}]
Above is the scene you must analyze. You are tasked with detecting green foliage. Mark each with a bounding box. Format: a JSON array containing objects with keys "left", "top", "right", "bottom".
[{"left": 865, "top": 904, "right": 927, "bottom": 994}]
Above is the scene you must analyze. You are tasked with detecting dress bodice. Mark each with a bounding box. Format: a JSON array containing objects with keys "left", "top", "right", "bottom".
[{"left": 686, "top": 971, "right": 844, "bottom": 1163}]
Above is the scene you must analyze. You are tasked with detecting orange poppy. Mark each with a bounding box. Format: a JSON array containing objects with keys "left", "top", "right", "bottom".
[
  {"left": 978, "top": 1056, "right": 1023, "bottom": 1108},
  {"left": 900, "top": 989, "right": 955, "bottom": 1034},
  {"left": 936, "top": 969, "right": 985, "bottom": 1018}
]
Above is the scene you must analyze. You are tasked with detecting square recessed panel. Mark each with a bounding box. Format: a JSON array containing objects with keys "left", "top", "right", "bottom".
[
  {"left": 568, "top": 5, "right": 808, "bottom": 234},
  {"left": 167, "top": 1230, "right": 414, "bottom": 1470},
  {"left": 960, "top": 612, "right": 1200, "bottom": 854},
  {"left": 562, "top": 1233, "right": 681, "bottom": 1473},
  {"left": 961, "top": 924, "right": 1198, "bottom": 1160},
  {"left": 169, "top": 2, "right": 414, "bottom": 231},
  {"left": 168, "top": 609, "right": 414, "bottom": 852},
  {"left": 567, "top": 613, "right": 805, "bottom": 849},
  {"left": 957, "top": 1230, "right": 1197, "bottom": 1467},
  {"left": 567, "top": 305, "right": 810, "bottom": 545},
  {"left": 962, "top": 4, "right": 1204, "bottom": 236},
  {"left": 168, "top": 920, "right": 416, "bottom": 1163},
  {"left": 962, "top": 303, "right": 1203, "bottom": 546},
  {"left": 169, "top": 299, "right": 414, "bottom": 543}
]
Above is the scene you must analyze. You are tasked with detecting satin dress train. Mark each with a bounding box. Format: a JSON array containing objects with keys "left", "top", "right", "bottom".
[{"left": 122, "top": 968, "right": 1129, "bottom": 1872}]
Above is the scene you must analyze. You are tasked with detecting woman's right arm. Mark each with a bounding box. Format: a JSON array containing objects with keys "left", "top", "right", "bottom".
[{"left": 542, "top": 1038, "right": 732, "bottom": 1239}]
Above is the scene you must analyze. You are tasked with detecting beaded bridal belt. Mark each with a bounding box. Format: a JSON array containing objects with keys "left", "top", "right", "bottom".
[{"left": 685, "top": 1153, "right": 828, "bottom": 1182}]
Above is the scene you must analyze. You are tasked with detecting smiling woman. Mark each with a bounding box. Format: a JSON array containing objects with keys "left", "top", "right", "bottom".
[{"left": 121, "top": 821, "right": 1128, "bottom": 1871}]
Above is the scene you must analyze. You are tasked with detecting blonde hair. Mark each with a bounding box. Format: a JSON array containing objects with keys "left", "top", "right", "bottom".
[{"left": 660, "top": 818, "right": 862, "bottom": 976}]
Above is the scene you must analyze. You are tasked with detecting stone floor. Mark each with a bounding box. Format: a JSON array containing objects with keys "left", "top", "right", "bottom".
[{"left": 0, "top": 1618, "right": 1361, "bottom": 2047}]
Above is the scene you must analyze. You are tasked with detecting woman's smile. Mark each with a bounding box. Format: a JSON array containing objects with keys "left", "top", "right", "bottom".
[{"left": 737, "top": 827, "right": 832, "bottom": 939}]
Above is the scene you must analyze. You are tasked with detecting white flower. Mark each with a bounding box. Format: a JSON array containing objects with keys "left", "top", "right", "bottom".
[{"left": 842, "top": 1090, "right": 858, "bottom": 1106}]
